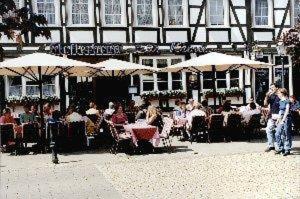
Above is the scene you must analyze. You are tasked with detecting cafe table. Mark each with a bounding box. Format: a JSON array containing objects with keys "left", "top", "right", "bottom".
[{"left": 123, "top": 123, "right": 160, "bottom": 147}]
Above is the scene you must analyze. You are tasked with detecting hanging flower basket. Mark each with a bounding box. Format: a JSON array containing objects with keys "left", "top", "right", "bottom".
[
  {"left": 141, "top": 90, "right": 187, "bottom": 100},
  {"left": 6, "top": 96, "right": 60, "bottom": 106}
]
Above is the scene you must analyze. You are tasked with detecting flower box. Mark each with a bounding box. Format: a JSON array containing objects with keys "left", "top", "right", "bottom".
[{"left": 141, "top": 90, "right": 187, "bottom": 101}]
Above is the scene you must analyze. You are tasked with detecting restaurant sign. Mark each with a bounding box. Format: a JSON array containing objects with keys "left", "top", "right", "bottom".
[
  {"left": 170, "top": 42, "right": 207, "bottom": 54},
  {"left": 50, "top": 43, "right": 123, "bottom": 56}
]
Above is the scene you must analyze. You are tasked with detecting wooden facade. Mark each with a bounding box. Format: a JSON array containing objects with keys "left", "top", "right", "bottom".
[{"left": 1, "top": 0, "right": 299, "bottom": 109}]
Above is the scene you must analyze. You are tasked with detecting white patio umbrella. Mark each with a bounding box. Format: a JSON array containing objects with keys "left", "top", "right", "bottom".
[
  {"left": 0, "top": 52, "right": 95, "bottom": 128},
  {"left": 90, "top": 59, "right": 158, "bottom": 77},
  {"left": 161, "top": 52, "right": 273, "bottom": 110}
]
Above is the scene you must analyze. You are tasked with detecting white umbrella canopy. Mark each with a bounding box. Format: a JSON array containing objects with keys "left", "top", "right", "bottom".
[
  {"left": 91, "top": 59, "right": 158, "bottom": 77},
  {"left": 0, "top": 52, "right": 95, "bottom": 78},
  {"left": 161, "top": 52, "right": 272, "bottom": 73}
]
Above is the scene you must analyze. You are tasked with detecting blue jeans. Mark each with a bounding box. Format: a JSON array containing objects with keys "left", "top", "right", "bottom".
[
  {"left": 275, "top": 118, "right": 292, "bottom": 152},
  {"left": 266, "top": 119, "right": 277, "bottom": 148}
]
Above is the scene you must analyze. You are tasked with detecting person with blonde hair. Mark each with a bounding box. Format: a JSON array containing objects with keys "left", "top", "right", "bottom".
[{"left": 146, "top": 106, "right": 163, "bottom": 132}]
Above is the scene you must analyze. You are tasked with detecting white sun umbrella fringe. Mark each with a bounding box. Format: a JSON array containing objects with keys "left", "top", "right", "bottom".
[{"left": 91, "top": 59, "right": 158, "bottom": 77}]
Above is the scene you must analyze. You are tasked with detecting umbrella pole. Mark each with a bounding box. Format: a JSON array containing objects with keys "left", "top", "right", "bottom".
[
  {"left": 212, "top": 65, "right": 217, "bottom": 113},
  {"left": 38, "top": 66, "right": 45, "bottom": 140}
]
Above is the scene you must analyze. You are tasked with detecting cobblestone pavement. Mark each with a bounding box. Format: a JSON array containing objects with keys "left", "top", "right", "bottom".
[{"left": 1, "top": 137, "right": 300, "bottom": 199}]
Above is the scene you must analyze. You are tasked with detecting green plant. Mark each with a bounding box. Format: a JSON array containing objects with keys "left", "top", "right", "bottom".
[{"left": 141, "top": 90, "right": 187, "bottom": 100}]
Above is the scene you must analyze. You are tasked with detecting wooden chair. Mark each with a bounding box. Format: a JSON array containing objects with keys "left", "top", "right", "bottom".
[
  {"left": 226, "top": 114, "right": 242, "bottom": 141},
  {"left": 22, "top": 123, "right": 39, "bottom": 147},
  {"left": 245, "top": 114, "right": 262, "bottom": 141},
  {"left": 190, "top": 116, "right": 209, "bottom": 143},
  {"left": 0, "top": 124, "right": 14, "bottom": 147},
  {"left": 207, "top": 114, "right": 224, "bottom": 142},
  {"left": 160, "top": 117, "right": 174, "bottom": 151},
  {"left": 107, "top": 121, "right": 131, "bottom": 154},
  {"left": 67, "top": 121, "right": 87, "bottom": 151}
]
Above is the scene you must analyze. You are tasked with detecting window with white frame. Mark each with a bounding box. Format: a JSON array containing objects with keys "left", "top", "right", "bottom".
[
  {"left": 14, "top": 0, "right": 21, "bottom": 9},
  {"left": 141, "top": 57, "right": 184, "bottom": 92},
  {"left": 71, "top": 0, "right": 89, "bottom": 25},
  {"left": 167, "top": 0, "right": 184, "bottom": 26},
  {"left": 254, "top": 0, "right": 269, "bottom": 26},
  {"left": 135, "top": 0, "right": 153, "bottom": 26},
  {"left": 229, "top": 70, "right": 239, "bottom": 88},
  {"left": 141, "top": 59, "right": 154, "bottom": 91},
  {"left": 104, "top": 0, "right": 122, "bottom": 25},
  {"left": 36, "top": 0, "right": 56, "bottom": 25},
  {"left": 209, "top": 0, "right": 224, "bottom": 26},
  {"left": 8, "top": 76, "right": 22, "bottom": 97},
  {"left": 26, "top": 76, "right": 55, "bottom": 96},
  {"left": 203, "top": 71, "right": 227, "bottom": 89},
  {"left": 294, "top": 0, "right": 300, "bottom": 25},
  {"left": 274, "top": 55, "right": 290, "bottom": 89}
]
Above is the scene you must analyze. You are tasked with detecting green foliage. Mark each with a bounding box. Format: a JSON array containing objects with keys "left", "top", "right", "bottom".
[
  {"left": 0, "top": 0, "right": 51, "bottom": 41},
  {"left": 204, "top": 88, "right": 244, "bottom": 99},
  {"left": 141, "top": 90, "right": 187, "bottom": 100}
]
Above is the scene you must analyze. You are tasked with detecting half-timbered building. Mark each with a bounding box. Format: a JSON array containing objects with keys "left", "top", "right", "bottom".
[{"left": 1, "top": 0, "right": 299, "bottom": 111}]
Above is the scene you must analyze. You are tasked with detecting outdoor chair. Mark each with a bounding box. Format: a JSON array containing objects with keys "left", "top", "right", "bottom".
[
  {"left": 207, "top": 114, "right": 224, "bottom": 142},
  {"left": 0, "top": 123, "right": 14, "bottom": 147},
  {"left": 160, "top": 117, "right": 174, "bottom": 152},
  {"left": 245, "top": 114, "right": 262, "bottom": 141},
  {"left": 22, "top": 123, "right": 39, "bottom": 147},
  {"left": 67, "top": 121, "right": 87, "bottom": 151},
  {"left": 107, "top": 121, "right": 132, "bottom": 154},
  {"left": 225, "top": 114, "right": 242, "bottom": 141},
  {"left": 190, "top": 116, "right": 209, "bottom": 143},
  {"left": 46, "top": 122, "right": 66, "bottom": 151}
]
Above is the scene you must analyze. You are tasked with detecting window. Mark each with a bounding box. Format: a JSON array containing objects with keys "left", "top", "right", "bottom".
[
  {"left": 203, "top": 72, "right": 227, "bottom": 89},
  {"left": 294, "top": 0, "right": 300, "bottom": 25},
  {"left": 8, "top": 77, "right": 22, "bottom": 97},
  {"left": 157, "top": 59, "right": 168, "bottom": 91},
  {"left": 209, "top": 0, "right": 224, "bottom": 26},
  {"left": 26, "top": 76, "right": 55, "bottom": 96},
  {"left": 140, "top": 57, "right": 184, "bottom": 92},
  {"left": 14, "top": 0, "right": 20, "bottom": 9},
  {"left": 254, "top": 0, "right": 268, "bottom": 26},
  {"left": 171, "top": 59, "right": 182, "bottom": 90},
  {"left": 229, "top": 70, "right": 239, "bottom": 88},
  {"left": 274, "top": 56, "right": 289, "bottom": 65},
  {"left": 142, "top": 59, "right": 154, "bottom": 91},
  {"left": 72, "top": 0, "right": 89, "bottom": 25},
  {"left": 104, "top": 0, "right": 122, "bottom": 25},
  {"left": 167, "top": 0, "right": 184, "bottom": 26},
  {"left": 135, "top": 0, "right": 153, "bottom": 26},
  {"left": 36, "top": 0, "right": 56, "bottom": 25}
]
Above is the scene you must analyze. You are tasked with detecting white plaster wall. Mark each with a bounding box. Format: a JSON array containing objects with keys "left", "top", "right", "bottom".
[
  {"left": 165, "top": 31, "right": 188, "bottom": 43},
  {"left": 0, "top": 35, "right": 16, "bottom": 43},
  {"left": 103, "top": 31, "right": 127, "bottom": 43},
  {"left": 135, "top": 31, "right": 157, "bottom": 43},
  {"left": 274, "top": 10, "right": 291, "bottom": 26},
  {"left": 189, "top": 0, "right": 203, "bottom": 5},
  {"left": 190, "top": 8, "right": 200, "bottom": 24},
  {"left": 231, "top": 27, "right": 247, "bottom": 42},
  {"left": 69, "top": 31, "right": 94, "bottom": 43},
  {"left": 230, "top": 9, "right": 246, "bottom": 24},
  {"left": 231, "top": 0, "right": 245, "bottom": 6},
  {"left": 274, "top": 0, "right": 288, "bottom": 8},
  {"left": 193, "top": 27, "right": 206, "bottom": 42},
  {"left": 209, "top": 31, "right": 229, "bottom": 42},
  {"left": 253, "top": 32, "right": 273, "bottom": 41},
  {"left": 35, "top": 30, "right": 61, "bottom": 43}
]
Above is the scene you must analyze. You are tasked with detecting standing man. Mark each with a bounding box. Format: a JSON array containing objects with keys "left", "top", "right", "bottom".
[{"left": 264, "top": 84, "right": 280, "bottom": 152}]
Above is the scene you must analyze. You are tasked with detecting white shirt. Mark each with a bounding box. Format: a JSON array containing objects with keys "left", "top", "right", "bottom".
[
  {"left": 104, "top": 108, "right": 115, "bottom": 116},
  {"left": 241, "top": 109, "right": 261, "bottom": 124},
  {"left": 187, "top": 109, "right": 206, "bottom": 127},
  {"left": 86, "top": 108, "right": 99, "bottom": 115},
  {"left": 66, "top": 112, "right": 83, "bottom": 123}
]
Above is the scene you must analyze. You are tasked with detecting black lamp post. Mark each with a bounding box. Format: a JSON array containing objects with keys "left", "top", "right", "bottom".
[{"left": 276, "top": 41, "right": 287, "bottom": 89}]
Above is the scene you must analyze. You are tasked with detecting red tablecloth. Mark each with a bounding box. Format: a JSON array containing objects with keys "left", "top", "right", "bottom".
[{"left": 124, "top": 124, "right": 160, "bottom": 147}]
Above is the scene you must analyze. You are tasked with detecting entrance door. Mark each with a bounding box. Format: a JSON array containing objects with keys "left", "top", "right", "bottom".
[
  {"left": 95, "top": 77, "right": 130, "bottom": 109},
  {"left": 255, "top": 68, "right": 269, "bottom": 105}
]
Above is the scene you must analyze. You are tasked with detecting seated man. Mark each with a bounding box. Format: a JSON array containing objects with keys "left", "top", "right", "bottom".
[
  {"left": 187, "top": 102, "right": 206, "bottom": 129},
  {"left": 86, "top": 101, "right": 100, "bottom": 116},
  {"left": 241, "top": 102, "right": 261, "bottom": 124},
  {"left": 104, "top": 102, "right": 115, "bottom": 120},
  {"left": 20, "top": 104, "right": 36, "bottom": 124},
  {"left": 66, "top": 106, "right": 83, "bottom": 123}
]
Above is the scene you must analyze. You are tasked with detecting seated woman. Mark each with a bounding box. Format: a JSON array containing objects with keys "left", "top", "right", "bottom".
[
  {"left": 146, "top": 106, "right": 163, "bottom": 133},
  {"left": 241, "top": 102, "right": 261, "bottom": 124},
  {"left": 0, "top": 108, "right": 22, "bottom": 141},
  {"left": 220, "top": 100, "right": 235, "bottom": 126},
  {"left": 65, "top": 106, "right": 83, "bottom": 123},
  {"left": 111, "top": 105, "right": 128, "bottom": 133}
]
